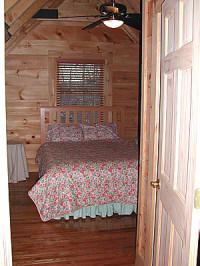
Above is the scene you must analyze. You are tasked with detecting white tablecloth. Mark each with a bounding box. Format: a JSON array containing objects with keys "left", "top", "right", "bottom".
[{"left": 7, "top": 141, "right": 29, "bottom": 183}]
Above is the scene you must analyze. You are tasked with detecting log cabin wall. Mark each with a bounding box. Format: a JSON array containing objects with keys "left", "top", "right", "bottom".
[{"left": 5, "top": 1, "right": 140, "bottom": 172}]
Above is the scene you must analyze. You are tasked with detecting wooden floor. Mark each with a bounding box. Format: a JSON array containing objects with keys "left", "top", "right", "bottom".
[{"left": 9, "top": 173, "right": 137, "bottom": 266}]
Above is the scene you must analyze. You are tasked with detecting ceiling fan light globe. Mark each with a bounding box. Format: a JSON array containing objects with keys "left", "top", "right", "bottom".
[{"left": 103, "top": 19, "right": 124, "bottom": 28}]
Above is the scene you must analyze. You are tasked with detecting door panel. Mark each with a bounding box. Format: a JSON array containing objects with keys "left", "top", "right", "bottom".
[
  {"left": 176, "top": 68, "right": 191, "bottom": 197},
  {"left": 182, "top": 0, "right": 193, "bottom": 45},
  {"left": 153, "top": 0, "right": 198, "bottom": 265}
]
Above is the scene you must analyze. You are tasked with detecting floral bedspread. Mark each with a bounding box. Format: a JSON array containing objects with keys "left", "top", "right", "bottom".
[{"left": 28, "top": 140, "right": 138, "bottom": 221}]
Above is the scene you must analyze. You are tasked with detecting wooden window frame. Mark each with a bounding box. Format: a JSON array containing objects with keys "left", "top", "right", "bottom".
[
  {"left": 56, "top": 59, "right": 105, "bottom": 107},
  {"left": 48, "top": 51, "right": 113, "bottom": 107}
]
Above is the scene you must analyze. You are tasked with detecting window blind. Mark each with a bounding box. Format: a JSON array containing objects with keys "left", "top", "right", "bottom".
[{"left": 56, "top": 59, "right": 105, "bottom": 106}]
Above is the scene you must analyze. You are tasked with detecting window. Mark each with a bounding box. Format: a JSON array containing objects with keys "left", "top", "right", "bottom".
[{"left": 56, "top": 59, "right": 105, "bottom": 107}]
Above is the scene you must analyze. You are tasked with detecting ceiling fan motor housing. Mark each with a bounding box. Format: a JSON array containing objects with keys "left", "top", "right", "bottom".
[{"left": 100, "top": 2, "right": 127, "bottom": 16}]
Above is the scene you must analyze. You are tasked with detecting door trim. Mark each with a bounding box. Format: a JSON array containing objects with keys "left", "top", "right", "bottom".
[{"left": 136, "top": 1, "right": 161, "bottom": 265}]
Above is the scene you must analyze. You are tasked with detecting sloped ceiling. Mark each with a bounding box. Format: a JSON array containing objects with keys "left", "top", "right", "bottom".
[{"left": 5, "top": 0, "right": 141, "bottom": 53}]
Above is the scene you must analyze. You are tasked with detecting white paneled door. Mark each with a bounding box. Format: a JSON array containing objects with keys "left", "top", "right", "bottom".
[{"left": 152, "top": 0, "right": 200, "bottom": 265}]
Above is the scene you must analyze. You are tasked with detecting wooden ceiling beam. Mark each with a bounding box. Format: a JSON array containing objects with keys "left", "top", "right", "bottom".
[
  {"left": 5, "top": 0, "right": 65, "bottom": 54},
  {"left": 5, "top": 0, "right": 38, "bottom": 26},
  {"left": 8, "top": 0, "right": 52, "bottom": 35},
  {"left": 5, "top": 20, "right": 40, "bottom": 55},
  {"left": 46, "top": 0, "right": 65, "bottom": 8},
  {"left": 4, "top": 0, "right": 18, "bottom": 13},
  {"left": 121, "top": 25, "right": 140, "bottom": 44}
]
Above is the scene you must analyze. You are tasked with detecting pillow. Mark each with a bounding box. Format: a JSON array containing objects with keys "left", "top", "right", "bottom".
[
  {"left": 100, "top": 123, "right": 118, "bottom": 134},
  {"left": 46, "top": 124, "right": 83, "bottom": 142},
  {"left": 80, "top": 124, "right": 98, "bottom": 141},
  {"left": 81, "top": 123, "right": 119, "bottom": 141}
]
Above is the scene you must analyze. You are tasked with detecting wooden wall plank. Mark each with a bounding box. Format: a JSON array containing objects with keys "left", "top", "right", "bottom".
[
  {"left": 125, "top": 0, "right": 141, "bottom": 13},
  {"left": 58, "top": 1, "right": 100, "bottom": 18},
  {"left": 6, "top": 55, "right": 48, "bottom": 69},
  {"left": 121, "top": 25, "right": 140, "bottom": 43},
  {"left": 113, "top": 71, "right": 139, "bottom": 83},
  {"left": 10, "top": 40, "right": 138, "bottom": 56},
  {"left": 26, "top": 24, "right": 133, "bottom": 43},
  {"left": 6, "top": 21, "right": 140, "bottom": 171}
]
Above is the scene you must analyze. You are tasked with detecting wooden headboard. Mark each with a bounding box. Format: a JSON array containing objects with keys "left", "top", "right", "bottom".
[{"left": 40, "top": 106, "right": 127, "bottom": 144}]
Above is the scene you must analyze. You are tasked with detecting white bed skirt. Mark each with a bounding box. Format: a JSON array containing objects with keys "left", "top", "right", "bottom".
[{"left": 55, "top": 203, "right": 137, "bottom": 220}]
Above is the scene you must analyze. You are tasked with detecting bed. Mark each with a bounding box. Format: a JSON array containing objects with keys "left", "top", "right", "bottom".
[{"left": 28, "top": 106, "right": 138, "bottom": 222}]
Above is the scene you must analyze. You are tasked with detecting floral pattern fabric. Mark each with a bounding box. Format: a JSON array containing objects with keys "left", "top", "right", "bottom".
[
  {"left": 81, "top": 123, "right": 119, "bottom": 141},
  {"left": 28, "top": 140, "right": 138, "bottom": 222},
  {"left": 46, "top": 124, "right": 84, "bottom": 142}
]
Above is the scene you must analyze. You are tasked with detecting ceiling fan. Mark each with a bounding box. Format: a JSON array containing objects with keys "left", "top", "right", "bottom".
[{"left": 32, "top": 0, "right": 142, "bottom": 31}]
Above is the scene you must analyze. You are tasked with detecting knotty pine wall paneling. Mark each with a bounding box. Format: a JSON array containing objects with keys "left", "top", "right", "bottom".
[{"left": 6, "top": 21, "right": 140, "bottom": 172}]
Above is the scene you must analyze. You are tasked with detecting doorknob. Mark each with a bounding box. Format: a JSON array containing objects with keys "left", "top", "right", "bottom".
[{"left": 151, "top": 179, "right": 160, "bottom": 189}]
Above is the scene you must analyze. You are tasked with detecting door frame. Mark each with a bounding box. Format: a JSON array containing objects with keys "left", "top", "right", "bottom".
[
  {"left": 136, "top": 1, "right": 162, "bottom": 265},
  {"left": 0, "top": 1, "right": 13, "bottom": 264}
]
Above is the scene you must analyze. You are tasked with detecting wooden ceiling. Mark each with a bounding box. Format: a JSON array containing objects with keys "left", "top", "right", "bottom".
[{"left": 5, "top": 0, "right": 141, "bottom": 53}]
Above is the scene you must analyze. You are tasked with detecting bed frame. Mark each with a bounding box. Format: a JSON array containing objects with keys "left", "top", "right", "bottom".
[{"left": 40, "top": 106, "right": 127, "bottom": 144}]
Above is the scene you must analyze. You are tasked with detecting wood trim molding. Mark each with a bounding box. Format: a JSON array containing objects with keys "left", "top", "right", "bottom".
[
  {"left": 135, "top": 0, "right": 153, "bottom": 265},
  {"left": 104, "top": 52, "right": 113, "bottom": 106},
  {"left": 48, "top": 56, "right": 56, "bottom": 106},
  {"left": 144, "top": 4, "right": 161, "bottom": 265},
  {"left": 0, "top": 2, "right": 12, "bottom": 263},
  {"left": 188, "top": 0, "right": 200, "bottom": 264},
  {"left": 154, "top": 0, "right": 165, "bottom": 12},
  {"left": 48, "top": 51, "right": 113, "bottom": 107}
]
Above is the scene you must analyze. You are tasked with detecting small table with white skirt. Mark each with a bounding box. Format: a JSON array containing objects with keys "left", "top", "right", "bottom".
[{"left": 7, "top": 141, "right": 29, "bottom": 183}]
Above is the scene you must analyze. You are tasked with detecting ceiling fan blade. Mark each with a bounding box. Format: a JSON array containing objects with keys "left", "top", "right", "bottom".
[
  {"left": 60, "top": 15, "right": 104, "bottom": 19},
  {"left": 122, "top": 13, "right": 142, "bottom": 31},
  {"left": 32, "top": 9, "right": 58, "bottom": 19},
  {"left": 32, "top": 9, "right": 104, "bottom": 20},
  {"left": 82, "top": 18, "right": 107, "bottom": 30}
]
